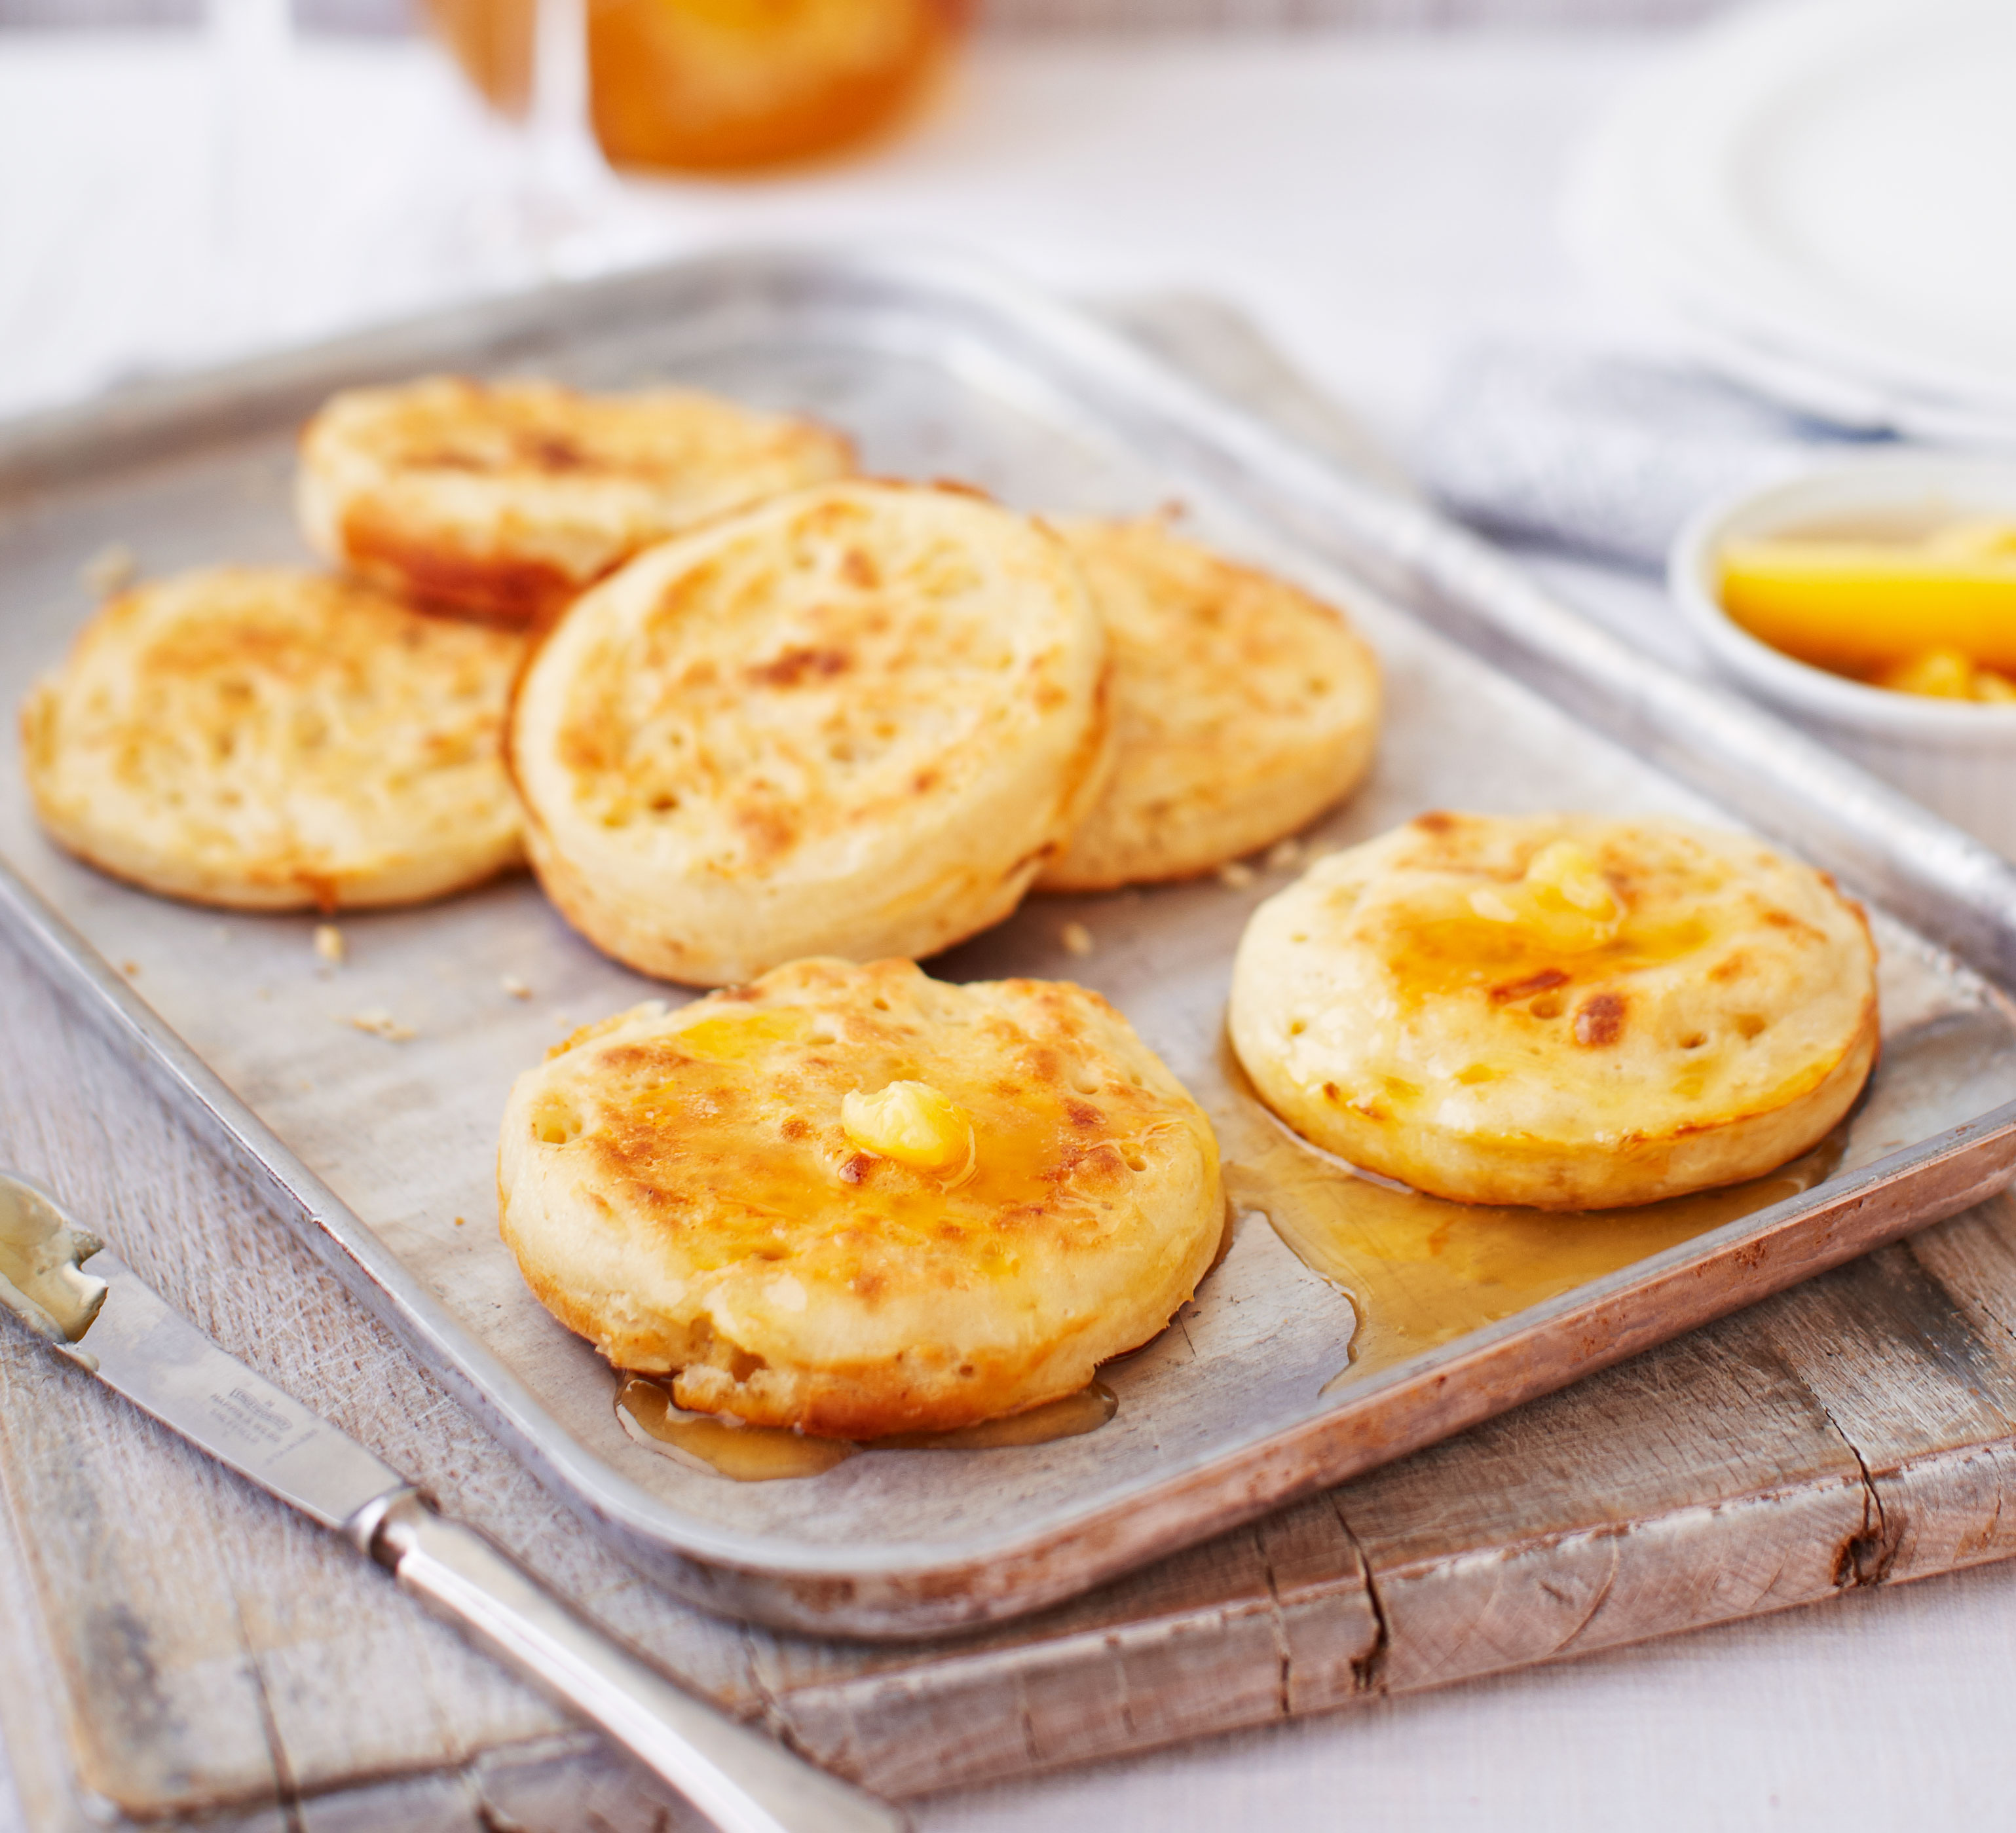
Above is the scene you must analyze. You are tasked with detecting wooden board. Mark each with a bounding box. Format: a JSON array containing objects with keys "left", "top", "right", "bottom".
[{"left": 7, "top": 302, "right": 2016, "bottom": 1829}]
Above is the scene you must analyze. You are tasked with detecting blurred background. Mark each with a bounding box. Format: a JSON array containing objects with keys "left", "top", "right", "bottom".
[
  {"left": 3, "top": 0, "right": 2013, "bottom": 816},
  {"left": 1, "top": 0, "right": 1742, "bottom": 31},
  {"left": 0, "top": 0, "right": 1757, "bottom": 437}
]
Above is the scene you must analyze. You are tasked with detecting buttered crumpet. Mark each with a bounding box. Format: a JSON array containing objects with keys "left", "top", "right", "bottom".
[
  {"left": 1039, "top": 519, "right": 1381, "bottom": 891},
  {"left": 510, "top": 481, "right": 1112, "bottom": 984},
  {"left": 21, "top": 567, "right": 525, "bottom": 910},
  {"left": 298, "top": 376, "right": 854, "bottom": 621},
  {"left": 496, "top": 958, "right": 1224, "bottom": 1437},
  {"left": 1229, "top": 813, "right": 1877, "bottom": 1209}
]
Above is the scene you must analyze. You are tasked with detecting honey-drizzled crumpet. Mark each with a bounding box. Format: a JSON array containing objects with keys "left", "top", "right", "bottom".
[
  {"left": 1228, "top": 813, "right": 1878, "bottom": 1209},
  {"left": 20, "top": 567, "right": 525, "bottom": 911},
  {"left": 297, "top": 375, "right": 855, "bottom": 621},
  {"left": 1037, "top": 517, "right": 1381, "bottom": 891},
  {"left": 509, "top": 480, "right": 1113, "bottom": 984},
  {"left": 496, "top": 957, "right": 1225, "bottom": 1438}
]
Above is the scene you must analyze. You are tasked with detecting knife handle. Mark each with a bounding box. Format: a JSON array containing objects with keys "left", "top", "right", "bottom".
[{"left": 367, "top": 1494, "right": 906, "bottom": 1833}]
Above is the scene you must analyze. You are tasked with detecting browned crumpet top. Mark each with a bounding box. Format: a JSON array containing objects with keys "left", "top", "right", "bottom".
[
  {"left": 1229, "top": 813, "right": 1878, "bottom": 1210},
  {"left": 297, "top": 376, "right": 855, "bottom": 621},
  {"left": 496, "top": 958, "right": 1224, "bottom": 1438},
  {"left": 508, "top": 481, "right": 1112, "bottom": 984},
  {"left": 1039, "top": 517, "right": 1381, "bottom": 891},
  {"left": 21, "top": 566, "right": 525, "bottom": 911}
]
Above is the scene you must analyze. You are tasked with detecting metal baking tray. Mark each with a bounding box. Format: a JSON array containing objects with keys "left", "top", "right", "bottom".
[{"left": 4, "top": 248, "right": 2015, "bottom": 1640}]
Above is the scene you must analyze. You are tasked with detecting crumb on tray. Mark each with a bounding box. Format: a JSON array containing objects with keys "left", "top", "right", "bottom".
[
  {"left": 1060, "top": 920, "right": 1095, "bottom": 957},
  {"left": 314, "top": 923, "right": 346, "bottom": 965},
  {"left": 1218, "top": 860, "right": 1256, "bottom": 890},
  {"left": 81, "top": 542, "right": 136, "bottom": 597},
  {"left": 348, "top": 1008, "right": 416, "bottom": 1042}
]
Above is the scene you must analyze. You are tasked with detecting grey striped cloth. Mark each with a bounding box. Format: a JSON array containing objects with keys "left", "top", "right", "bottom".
[{"left": 1419, "top": 344, "right": 1887, "bottom": 572}]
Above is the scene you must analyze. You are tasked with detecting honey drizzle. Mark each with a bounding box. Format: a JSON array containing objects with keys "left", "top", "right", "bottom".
[
  {"left": 1210, "top": 1042, "right": 1846, "bottom": 1387},
  {"left": 616, "top": 1377, "right": 1118, "bottom": 1481},
  {"left": 616, "top": 1378, "right": 856, "bottom": 1481}
]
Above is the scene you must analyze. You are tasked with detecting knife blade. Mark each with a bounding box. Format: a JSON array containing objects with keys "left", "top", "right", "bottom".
[
  {"left": 0, "top": 1172, "right": 905, "bottom": 1833},
  {"left": 78, "top": 1253, "right": 411, "bottom": 1531}
]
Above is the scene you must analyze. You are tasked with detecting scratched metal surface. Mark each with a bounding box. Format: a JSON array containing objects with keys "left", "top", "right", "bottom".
[{"left": 1, "top": 250, "right": 2014, "bottom": 1635}]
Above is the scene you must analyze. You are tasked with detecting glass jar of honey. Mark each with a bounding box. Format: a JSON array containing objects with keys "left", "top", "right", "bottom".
[
  {"left": 587, "top": 0, "right": 964, "bottom": 174},
  {"left": 424, "top": 0, "right": 963, "bottom": 174},
  {"left": 425, "top": 0, "right": 538, "bottom": 119}
]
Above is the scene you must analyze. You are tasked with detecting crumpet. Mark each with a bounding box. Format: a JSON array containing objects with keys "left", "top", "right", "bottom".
[
  {"left": 298, "top": 376, "right": 854, "bottom": 621},
  {"left": 21, "top": 567, "right": 525, "bottom": 910},
  {"left": 1229, "top": 813, "right": 1878, "bottom": 1209},
  {"left": 1037, "top": 517, "right": 1380, "bottom": 892},
  {"left": 496, "top": 957, "right": 1225, "bottom": 1438},
  {"left": 509, "top": 481, "right": 1112, "bottom": 984}
]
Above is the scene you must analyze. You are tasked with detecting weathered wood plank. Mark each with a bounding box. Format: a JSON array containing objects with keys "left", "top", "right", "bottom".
[{"left": 753, "top": 1501, "right": 1379, "bottom": 1795}]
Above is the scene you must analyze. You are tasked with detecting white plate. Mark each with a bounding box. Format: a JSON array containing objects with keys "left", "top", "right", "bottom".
[{"left": 1568, "top": 0, "right": 2016, "bottom": 439}]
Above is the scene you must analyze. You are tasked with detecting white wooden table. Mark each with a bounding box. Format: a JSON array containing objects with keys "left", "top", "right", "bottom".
[{"left": 7, "top": 23, "right": 2016, "bottom": 1832}]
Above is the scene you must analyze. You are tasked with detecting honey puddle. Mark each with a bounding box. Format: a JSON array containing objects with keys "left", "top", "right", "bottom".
[
  {"left": 616, "top": 1376, "right": 1118, "bottom": 1481},
  {"left": 1212, "top": 1046, "right": 1846, "bottom": 1388}
]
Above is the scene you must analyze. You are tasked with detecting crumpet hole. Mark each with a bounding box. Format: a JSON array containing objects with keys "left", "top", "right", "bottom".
[
  {"left": 531, "top": 1096, "right": 583, "bottom": 1145},
  {"left": 1123, "top": 1155, "right": 1149, "bottom": 1173},
  {"left": 1734, "top": 1013, "right": 1768, "bottom": 1040},
  {"left": 1681, "top": 1033, "right": 1708, "bottom": 1050},
  {"left": 1529, "top": 995, "right": 1564, "bottom": 1020}
]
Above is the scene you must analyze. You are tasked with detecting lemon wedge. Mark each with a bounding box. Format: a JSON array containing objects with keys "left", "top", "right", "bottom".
[{"left": 1717, "top": 523, "right": 2016, "bottom": 675}]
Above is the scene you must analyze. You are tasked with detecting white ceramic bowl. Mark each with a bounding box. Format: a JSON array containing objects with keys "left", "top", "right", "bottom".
[{"left": 1670, "top": 454, "right": 2016, "bottom": 861}]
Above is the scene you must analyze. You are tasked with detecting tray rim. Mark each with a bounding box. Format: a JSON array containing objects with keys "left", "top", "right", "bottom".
[{"left": 5, "top": 244, "right": 2016, "bottom": 1639}]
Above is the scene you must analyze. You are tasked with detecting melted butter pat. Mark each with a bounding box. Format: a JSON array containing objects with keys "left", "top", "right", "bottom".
[
  {"left": 1465, "top": 839, "right": 1622, "bottom": 954},
  {"left": 1214, "top": 1044, "right": 1846, "bottom": 1384},
  {"left": 1388, "top": 838, "right": 1710, "bottom": 1003},
  {"left": 615, "top": 1376, "right": 1118, "bottom": 1481},
  {"left": 842, "top": 1079, "right": 975, "bottom": 1174}
]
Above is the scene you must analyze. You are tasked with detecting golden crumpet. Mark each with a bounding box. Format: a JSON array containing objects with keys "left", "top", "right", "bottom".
[
  {"left": 297, "top": 375, "right": 854, "bottom": 621},
  {"left": 1038, "top": 516, "right": 1380, "bottom": 892},
  {"left": 1229, "top": 811, "right": 1878, "bottom": 1209},
  {"left": 21, "top": 566, "right": 525, "bottom": 911},
  {"left": 496, "top": 957, "right": 1225, "bottom": 1438},
  {"left": 508, "top": 480, "right": 1113, "bottom": 984}
]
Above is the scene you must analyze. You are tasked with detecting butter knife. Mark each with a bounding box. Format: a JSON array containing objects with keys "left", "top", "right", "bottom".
[{"left": 0, "top": 1171, "right": 905, "bottom": 1833}]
